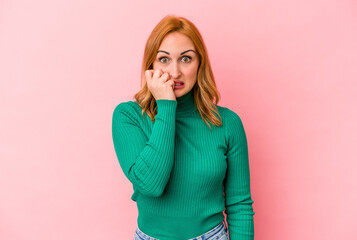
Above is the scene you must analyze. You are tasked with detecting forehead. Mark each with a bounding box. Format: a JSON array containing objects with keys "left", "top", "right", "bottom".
[{"left": 158, "top": 32, "right": 195, "bottom": 53}]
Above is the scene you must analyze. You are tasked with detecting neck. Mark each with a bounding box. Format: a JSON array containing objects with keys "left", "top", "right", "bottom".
[{"left": 176, "top": 88, "right": 197, "bottom": 116}]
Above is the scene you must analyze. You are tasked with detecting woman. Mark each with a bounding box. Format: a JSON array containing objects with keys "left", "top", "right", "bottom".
[{"left": 112, "top": 15, "right": 255, "bottom": 240}]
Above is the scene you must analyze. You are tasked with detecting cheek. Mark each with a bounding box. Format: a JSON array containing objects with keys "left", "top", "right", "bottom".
[
  {"left": 183, "top": 65, "right": 198, "bottom": 78},
  {"left": 152, "top": 61, "right": 158, "bottom": 70},
  {"left": 153, "top": 61, "right": 167, "bottom": 71}
]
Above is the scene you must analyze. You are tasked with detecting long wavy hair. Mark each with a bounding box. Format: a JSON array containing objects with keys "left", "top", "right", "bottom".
[{"left": 134, "top": 15, "right": 222, "bottom": 129}]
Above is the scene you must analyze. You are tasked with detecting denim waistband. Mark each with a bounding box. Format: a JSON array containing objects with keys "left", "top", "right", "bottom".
[{"left": 135, "top": 220, "right": 227, "bottom": 240}]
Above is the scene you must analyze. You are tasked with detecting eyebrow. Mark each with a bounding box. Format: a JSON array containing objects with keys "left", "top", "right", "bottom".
[{"left": 157, "top": 49, "right": 196, "bottom": 55}]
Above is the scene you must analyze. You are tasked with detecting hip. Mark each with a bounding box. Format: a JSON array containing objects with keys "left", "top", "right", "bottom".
[{"left": 133, "top": 220, "right": 228, "bottom": 240}]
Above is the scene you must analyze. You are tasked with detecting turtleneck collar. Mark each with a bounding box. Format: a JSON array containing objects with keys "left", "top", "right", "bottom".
[{"left": 176, "top": 88, "right": 197, "bottom": 116}]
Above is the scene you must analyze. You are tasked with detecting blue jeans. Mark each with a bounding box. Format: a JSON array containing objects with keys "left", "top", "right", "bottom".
[{"left": 133, "top": 220, "right": 228, "bottom": 240}]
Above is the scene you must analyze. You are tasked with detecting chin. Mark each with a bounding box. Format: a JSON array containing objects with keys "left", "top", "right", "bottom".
[{"left": 174, "top": 89, "right": 186, "bottom": 97}]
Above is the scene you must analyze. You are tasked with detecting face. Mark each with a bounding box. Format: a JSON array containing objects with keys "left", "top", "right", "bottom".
[{"left": 153, "top": 32, "right": 199, "bottom": 97}]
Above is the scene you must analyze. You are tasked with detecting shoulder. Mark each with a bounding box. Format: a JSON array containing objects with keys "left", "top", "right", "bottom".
[
  {"left": 216, "top": 104, "right": 247, "bottom": 140},
  {"left": 112, "top": 100, "right": 145, "bottom": 121},
  {"left": 113, "top": 100, "right": 138, "bottom": 113},
  {"left": 216, "top": 105, "right": 248, "bottom": 147},
  {"left": 215, "top": 104, "right": 244, "bottom": 126}
]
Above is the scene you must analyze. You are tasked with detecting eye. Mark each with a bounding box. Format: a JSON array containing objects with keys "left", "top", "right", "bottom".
[
  {"left": 181, "top": 56, "right": 192, "bottom": 63},
  {"left": 159, "top": 57, "right": 168, "bottom": 63},
  {"left": 158, "top": 56, "right": 192, "bottom": 64}
]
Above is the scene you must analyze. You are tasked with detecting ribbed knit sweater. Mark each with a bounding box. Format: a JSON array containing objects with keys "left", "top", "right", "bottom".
[{"left": 112, "top": 88, "right": 255, "bottom": 240}]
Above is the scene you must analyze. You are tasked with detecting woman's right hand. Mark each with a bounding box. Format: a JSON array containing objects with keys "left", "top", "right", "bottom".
[{"left": 145, "top": 69, "right": 176, "bottom": 101}]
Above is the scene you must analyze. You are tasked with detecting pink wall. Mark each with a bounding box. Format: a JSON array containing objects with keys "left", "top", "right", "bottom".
[{"left": 1, "top": 0, "right": 356, "bottom": 239}]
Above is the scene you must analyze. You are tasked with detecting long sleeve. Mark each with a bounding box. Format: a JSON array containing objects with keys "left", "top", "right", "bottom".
[
  {"left": 112, "top": 99, "right": 177, "bottom": 197},
  {"left": 224, "top": 109, "right": 255, "bottom": 240}
]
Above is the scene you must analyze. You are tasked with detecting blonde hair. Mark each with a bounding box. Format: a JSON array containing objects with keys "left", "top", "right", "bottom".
[{"left": 134, "top": 14, "right": 222, "bottom": 129}]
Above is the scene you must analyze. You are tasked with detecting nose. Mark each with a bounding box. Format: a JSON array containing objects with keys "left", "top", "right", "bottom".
[{"left": 168, "top": 62, "right": 181, "bottom": 79}]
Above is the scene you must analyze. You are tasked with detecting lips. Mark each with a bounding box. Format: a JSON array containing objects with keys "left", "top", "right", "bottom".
[{"left": 174, "top": 80, "right": 184, "bottom": 85}]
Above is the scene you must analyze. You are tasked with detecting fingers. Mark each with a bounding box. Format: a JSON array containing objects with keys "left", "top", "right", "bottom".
[
  {"left": 166, "top": 79, "right": 174, "bottom": 89},
  {"left": 160, "top": 72, "right": 170, "bottom": 82},
  {"left": 144, "top": 69, "right": 175, "bottom": 100},
  {"left": 153, "top": 69, "right": 162, "bottom": 80},
  {"left": 147, "top": 69, "right": 171, "bottom": 82},
  {"left": 145, "top": 69, "right": 172, "bottom": 85},
  {"left": 145, "top": 70, "right": 153, "bottom": 84}
]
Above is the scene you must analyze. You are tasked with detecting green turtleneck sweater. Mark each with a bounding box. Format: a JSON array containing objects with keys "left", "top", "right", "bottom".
[{"left": 112, "top": 88, "right": 255, "bottom": 240}]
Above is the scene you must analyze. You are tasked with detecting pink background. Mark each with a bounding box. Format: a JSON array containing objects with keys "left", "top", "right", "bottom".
[{"left": 1, "top": 0, "right": 356, "bottom": 239}]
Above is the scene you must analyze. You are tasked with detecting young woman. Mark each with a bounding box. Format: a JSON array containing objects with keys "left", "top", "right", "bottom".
[{"left": 112, "top": 15, "right": 255, "bottom": 240}]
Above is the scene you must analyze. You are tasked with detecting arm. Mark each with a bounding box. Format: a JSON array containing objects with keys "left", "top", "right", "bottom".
[
  {"left": 112, "top": 99, "right": 177, "bottom": 197},
  {"left": 224, "top": 109, "right": 255, "bottom": 240}
]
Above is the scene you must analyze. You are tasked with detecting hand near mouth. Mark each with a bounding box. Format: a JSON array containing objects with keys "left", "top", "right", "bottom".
[{"left": 145, "top": 69, "right": 176, "bottom": 101}]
